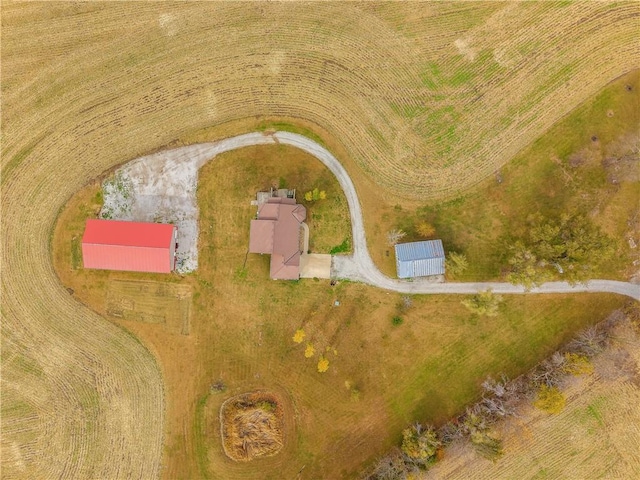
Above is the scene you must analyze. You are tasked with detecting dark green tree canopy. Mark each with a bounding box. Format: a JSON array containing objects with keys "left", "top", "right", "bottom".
[{"left": 508, "top": 213, "right": 614, "bottom": 287}]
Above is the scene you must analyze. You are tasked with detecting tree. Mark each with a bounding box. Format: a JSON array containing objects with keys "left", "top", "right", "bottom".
[
  {"left": 534, "top": 384, "right": 566, "bottom": 414},
  {"left": 416, "top": 221, "right": 436, "bottom": 238},
  {"left": 506, "top": 242, "right": 542, "bottom": 288},
  {"left": 304, "top": 343, "right": 315, "bottom": 358},
  {"left": 460, "top": 407, "right": 504, "bottom": 461},
  {"left": 479, "top": 375, "right": 524, "bottom": 421},
  {"left": 292, "top": 329, "right": 305, "bottom": 343},
  {"left": 387, "top": 229, "right": 406, "bottom": 246},
  {"left": 461, "top": 407, "right": 488, "bottom": 437},
  {"left": 507, "top": 213, "right": 615, "bottom": 286},
  {"left": 438, "top": 421, "right": 465, "bottom": 445},
  {"left": 461, "top": 290, "right": 503, "bottom": 317},
  {"left": 445, "top": 252, "right": 469, "bottom": 277},
  {"left": 568, "top": 325, "right": 609, "bottom": 357},
  {"left": 471, "top": 434, "right": 504, "bottom": 461},
  {"left": 304, "top": 187, "right": 326, "bottom": 202},
  {"left": 366, "top": 449, "right": 409, "bottom": 480},
  {"left": 562, "top": 353, "right": 594, "bottom": 376},
  {"left": 401, "top": 423, "right": 441, "bottom": 462},
  {"left": 317, "top": 356, "right": 329, "bottom": 373},
  {"left": 530, "top": 351, "right": 566, "bottom": 388}
]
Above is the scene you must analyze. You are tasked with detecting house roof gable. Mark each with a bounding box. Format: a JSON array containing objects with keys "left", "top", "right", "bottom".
[
  {"left": 249, "top": 220, "right": 275, "bottom": 253},
  {"left": 249, "top": 198, "right": 306, "bottom": 280}
]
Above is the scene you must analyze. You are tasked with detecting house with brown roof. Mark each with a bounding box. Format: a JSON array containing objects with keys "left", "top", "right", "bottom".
[{"left": 249, "top": 195, "right": 307, "bottom": 280}]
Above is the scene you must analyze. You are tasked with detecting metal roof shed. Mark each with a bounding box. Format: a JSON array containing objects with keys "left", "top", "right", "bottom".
[
  {"left": 395, "top": 240, "right": 445, "bottom": 279},
  {"left": 82, "top": 219, "right": 177, "bottom": 273}
]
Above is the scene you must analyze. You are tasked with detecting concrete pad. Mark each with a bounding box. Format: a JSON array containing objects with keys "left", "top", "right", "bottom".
[{"left": 300, "top": 254, "right": 332, "bottom": 279}]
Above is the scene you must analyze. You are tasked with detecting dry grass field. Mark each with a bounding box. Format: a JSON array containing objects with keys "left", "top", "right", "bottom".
[
  {"left": 2, "top": 2, "right": 638, "bottom": 479},
  {"left": 426, "top": 319, "right": 640, "bottom": 480},
  {"left": 3, "top": 3, "right": 639, "bottom": 198}
]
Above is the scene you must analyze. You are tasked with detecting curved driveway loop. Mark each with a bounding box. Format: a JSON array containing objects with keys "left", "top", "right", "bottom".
[
  {"left": 120, "top": 131, "right": 640, "bottom": 300},
  {"left": 271, "top": 132, "right": 639, "bottom": 301}
]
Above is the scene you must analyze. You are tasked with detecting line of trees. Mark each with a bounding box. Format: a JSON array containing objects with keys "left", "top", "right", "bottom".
[{"left": 364, "top": 304, "right": 635, "bottom": 479}]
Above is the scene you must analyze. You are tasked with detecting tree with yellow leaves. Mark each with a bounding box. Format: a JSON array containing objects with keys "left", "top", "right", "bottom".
[
  {"left": 304, "top": 343, "right": 315, "bottom": 358},
  {"left": 534, "top": 384, "right": 566, "bottom": 414},
  {"left": 304, "top": 187, "right": 327, "bottom": 202},
  {"left": 562, "top": 353, "right": 594, "bottom": 376},
  {"left": 416, "top": 221, "right": 436, "bottom": 238},
  {"left": 292, "top": 329, "right": 305, "bottom": 343},
  {"left": 317, "top": 356, "right": 329, "bottom": 373}
]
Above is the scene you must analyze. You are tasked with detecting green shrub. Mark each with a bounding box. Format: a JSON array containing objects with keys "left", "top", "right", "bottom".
[
  {"left": 461, "top": 290, "right": 503, "bottom": 317},
  {"left": 329, "top": 238, "right": 351, "bottom": 254}
]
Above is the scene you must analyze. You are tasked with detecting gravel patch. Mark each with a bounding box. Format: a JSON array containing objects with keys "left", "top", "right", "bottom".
[{"left": 101, "top": 135, "right": 277, "bottom": 272}]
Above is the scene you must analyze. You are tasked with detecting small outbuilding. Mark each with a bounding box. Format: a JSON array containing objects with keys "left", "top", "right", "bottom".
[
  {"left": 395, "top": 239, "right": 445, "bottom": 279},
  {"left": 82, "top": 219, "right": 177, "bottom": 273}
]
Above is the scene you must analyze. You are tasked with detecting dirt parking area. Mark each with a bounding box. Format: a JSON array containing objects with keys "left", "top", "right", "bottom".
[{"left": 300, "top": 254, "right": 332, "bottom": 279}]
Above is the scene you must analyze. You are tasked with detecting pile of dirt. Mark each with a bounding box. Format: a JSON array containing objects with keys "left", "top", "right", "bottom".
[{"left": 220, "top": 391, "right": 285, "bottom": 462}]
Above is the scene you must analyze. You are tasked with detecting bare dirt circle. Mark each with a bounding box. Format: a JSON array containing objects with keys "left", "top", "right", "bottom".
[{"left": 220, "top": 391, "right": 286, "bottom": 462}]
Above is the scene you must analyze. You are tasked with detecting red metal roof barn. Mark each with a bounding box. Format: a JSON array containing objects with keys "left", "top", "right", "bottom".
[{"left": 82, "top": 219, "right": 177, "bottom": 273}]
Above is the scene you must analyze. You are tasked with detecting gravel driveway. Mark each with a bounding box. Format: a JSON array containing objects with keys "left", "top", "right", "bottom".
[{"left": 103, "top": 132, "right": 640, "bottom": 300}]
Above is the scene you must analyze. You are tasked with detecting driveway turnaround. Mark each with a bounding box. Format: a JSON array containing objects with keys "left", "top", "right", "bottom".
[{"left": 108, "top": 131, "right": 640, "bottom": 301}]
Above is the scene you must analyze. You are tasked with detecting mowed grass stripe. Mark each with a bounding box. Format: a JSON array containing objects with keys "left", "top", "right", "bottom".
[{"left": 3, "top": 3, "right": 638, "bottom": 198}]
